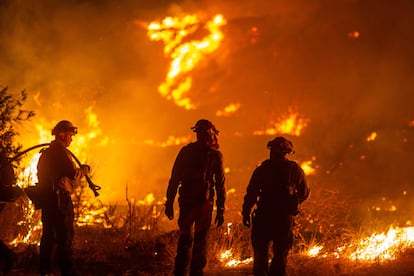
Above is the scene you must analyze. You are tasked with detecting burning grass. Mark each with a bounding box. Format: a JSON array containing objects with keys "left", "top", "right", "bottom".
[{"left": 2, "top": 183, "right": 414, "bottom": 275}]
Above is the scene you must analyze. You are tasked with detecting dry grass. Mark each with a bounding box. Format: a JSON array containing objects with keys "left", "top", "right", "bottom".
[{"left": 2, "top": 183, "right": 414, "bottom": 275}]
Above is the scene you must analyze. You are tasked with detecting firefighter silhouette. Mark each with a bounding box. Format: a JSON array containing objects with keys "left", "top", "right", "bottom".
[
  {"left": 165, "top": 119, "right": 226, "bottom": 276},
  {"left": 242, "top": 136, "right": 310, "bottom": 276}
]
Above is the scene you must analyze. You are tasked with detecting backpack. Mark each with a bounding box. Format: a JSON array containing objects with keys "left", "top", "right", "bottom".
[
  {"left": 257, "top": 160, "right": 300, "bottom": 216},
  {"left": 0, "top": 155, "right": 21, "bottom": 202}
]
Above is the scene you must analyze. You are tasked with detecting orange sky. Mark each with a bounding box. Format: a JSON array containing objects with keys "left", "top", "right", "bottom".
[{"left": 1, "top": 0, "right": 414, "bottom": 202}]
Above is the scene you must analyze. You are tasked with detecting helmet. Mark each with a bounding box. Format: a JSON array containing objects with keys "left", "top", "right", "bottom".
[
  {"left": 51, "top": 120, "right": 78, "bottom": 136},
  {"left": 267, "top": 136, "right": 293, "bottom": 154},
  {"left": 191, "top": 119, "right": 218, "bottom": 134}
]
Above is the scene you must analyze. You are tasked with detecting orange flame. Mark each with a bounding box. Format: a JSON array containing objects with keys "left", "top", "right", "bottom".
[
  {"left": 216, "top": 103, "right": 241, "bottom": 117},
  {"left": 147, "top": 14, "right": 227, "bottom": 109},
  {"left": 12, "top": 108, "right": 110, "bottom": 245},
  {"left": 301, "top": 159, "right": 317, "bottom": 176},
  {"left": 254, "top": 110, "right": 309, "bottom": 136},
  {"left": 366, "top": 132, "right": 377, "bottom": 142},
  {"left": 304, "top": 225, "right": 414, "bottom": 262}
]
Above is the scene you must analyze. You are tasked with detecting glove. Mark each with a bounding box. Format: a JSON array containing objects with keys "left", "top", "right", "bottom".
[
  {"left": 242, "top": 215, "right": 251, "bottom": 227},
  {"left": 59, "top": 176, "right": 74, "bottom": 193},
  {"left": 215, "top": 210, "right": 224, "bottom": 227},
  {"left": 165, "top": 202, "right": 174, "bottom": 220},
  {"left": 81, "top": 164, "right": 91, "bottom": 175}
]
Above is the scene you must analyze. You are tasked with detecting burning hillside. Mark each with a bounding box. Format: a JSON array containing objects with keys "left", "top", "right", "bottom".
[{"left": 1, "top": 0, "right": 414, "bottom": 274}]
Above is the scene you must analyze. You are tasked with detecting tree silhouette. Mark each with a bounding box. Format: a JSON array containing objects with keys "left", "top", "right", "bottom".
[{"left": 0, "top": 86, "right": 34, "bottom": 160}]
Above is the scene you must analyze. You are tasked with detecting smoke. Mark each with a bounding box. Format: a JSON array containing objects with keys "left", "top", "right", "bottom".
[{"left": 0, "top": 0, "right": 414, "bottom": 205}]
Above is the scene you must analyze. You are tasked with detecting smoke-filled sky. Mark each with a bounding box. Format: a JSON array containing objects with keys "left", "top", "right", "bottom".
[{"left": 1, "top": 0, "right": 414, "bottom": 203}]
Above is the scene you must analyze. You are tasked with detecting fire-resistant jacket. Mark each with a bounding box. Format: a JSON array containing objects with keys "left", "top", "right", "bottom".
[
  {"left": 36, "top": 140, "right": 77, "bottom": 209},
  {"left": 242, "top": 158, "right": 310, "bottom": 217},
  {"left": 166, "top": 142, "right": 225, "bottom": 213}
]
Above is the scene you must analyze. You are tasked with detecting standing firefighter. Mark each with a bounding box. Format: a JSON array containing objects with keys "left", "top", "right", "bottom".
[
  {"left": 36, "top": 120, "right": 89, "bottom": 276},
  {"left": 165, "top": 119, "right": 226, "bottom": 276},
  {"left": 242, "top": 136, "right": 310, "bottom": 276}
]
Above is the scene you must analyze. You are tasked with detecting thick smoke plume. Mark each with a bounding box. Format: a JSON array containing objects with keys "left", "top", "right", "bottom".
[{"left": 1, "top": 0, "right": 414, "bottom": 206}]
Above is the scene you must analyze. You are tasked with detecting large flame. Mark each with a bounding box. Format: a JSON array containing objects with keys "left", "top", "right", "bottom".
[
  {"left": 305, "top": 225, "right": 414, "bottom": 262},
  {"left": 12, "top": 107, "right": 110, "bottom": 245},
  {"left": 147, "top": 14, "right": 227, "bottom": 109}
]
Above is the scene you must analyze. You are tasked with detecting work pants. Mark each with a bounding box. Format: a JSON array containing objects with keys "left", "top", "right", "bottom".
[
  {"left": 174, "top": 200, "right": 213, "bottom": 276},
  {"left": 251, "top": 214, "right": 294, "bottom": 276},
  {"left": 40, "top": 200, "right": 75, "bottom": 276}
]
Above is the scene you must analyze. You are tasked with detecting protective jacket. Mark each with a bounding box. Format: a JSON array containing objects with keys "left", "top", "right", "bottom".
[
  {"left": 37, "top": 139, "right": 78, "bottom": 275},
  {"left": 37, "top": 140, "right": 77, "bottom": 210},
  {"left": 242, "top": 158, "right": 309, "bottom": 218},
  {"left": 166, "top": 141, "right": 225, "bottom": 211}
]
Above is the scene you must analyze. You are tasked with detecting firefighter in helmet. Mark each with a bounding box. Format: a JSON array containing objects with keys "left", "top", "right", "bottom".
[
  {"left": 165, "top": 119, "right": 226, "bottom": 276},
  {"left": 242, "top": 136, "right": 310, "bottom": 276},
  {"left": 37, "top": 120, "right": 89, "bottom": 276}
]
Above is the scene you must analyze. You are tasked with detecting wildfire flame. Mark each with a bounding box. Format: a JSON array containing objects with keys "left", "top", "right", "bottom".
[
  {"left": 366, "top": 132, "right": 377, "bottom": 142},
  {"left": 304, "top": 225, "right": 414, "bottom": 262},
  {"left": 12, "top": 107, "right": 110, "bottom": 245},
  {"left": 147, "top": 14, "right": 227, "bottom": 109},
  {"left": 216, "top": 103, "right": 241, "bottom": 117},
  {"left": 301, "top": 159, "right": 317, "bottom": 176},
  {"left": 254, "top": 110, "right": 309, "bottom": 136}
]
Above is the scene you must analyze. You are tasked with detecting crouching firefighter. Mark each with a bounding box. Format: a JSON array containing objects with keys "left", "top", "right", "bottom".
[
  {"left": 33, "top": 120, "right": 90, "bottom": 276},
  {"left": 242, "top": 137, "right": 310, "bottom": 276}
]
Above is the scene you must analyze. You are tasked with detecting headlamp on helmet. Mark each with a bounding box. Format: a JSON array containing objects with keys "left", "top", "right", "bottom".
[{"left": 51, "top": 120, "right": 78, "bottom": 136}]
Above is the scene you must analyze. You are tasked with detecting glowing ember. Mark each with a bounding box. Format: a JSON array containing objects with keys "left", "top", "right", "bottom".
[
  {"left": 147, "top": 14, "right": 227, "bottom": 109},
  {"left": 253, "top": 110, "right": 308, "bottom": 136},
  {"left": 348, "top": 31, "right": 360, "bottom": 39},
  {"left": 307, "top": 245, "right": 324, "bottom": 257},
  {"left": 366, "top": 132, "right": 377, "bottom": 142},
  {"left": 301, "top": 158, "right": 317, "bottom": 176},
  {"left": 216, "top": 103, "right": 241, "bottom": 117},
  {"left": 371, "top": 196, "right": 397, "bottom": 212},
  {"left": 220, "top": 249, "right": 253, "bottom": 267}
]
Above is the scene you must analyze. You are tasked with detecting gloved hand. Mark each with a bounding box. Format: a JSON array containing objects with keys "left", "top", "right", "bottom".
[
  {"left": 74, "top": 169, "right": 83, "bottom": 184},
  {"left": 215, "top": 210, "right": 224, "bottom": 227},
  {"left": 165, "top": 202, "right": 174, "bottom": 220},
  {"left": 74, "top": 165, "right": 91, "bottom": 186},
  {"left": 242, "top": 215, "right": 251, "bottom": 227},
  {"left": 81, "top": 164, "right": 91, "bottom": 175},
  {"left": 59, "top": 176, "right": 74, "bottom": 193}
]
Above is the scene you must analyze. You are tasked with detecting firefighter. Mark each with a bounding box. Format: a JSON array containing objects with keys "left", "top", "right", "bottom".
[
  {"left": 242, "top": 136, "right": 310, "bottom": 276},
  {"left": 165, "top": 119, "right": 226, "bottom": 276},
  {"left": 36, "top": 120, "right": 89, "bottom": 276},
  {"left": 0, "top": 150, "right": 20, "bottom": 274}
]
